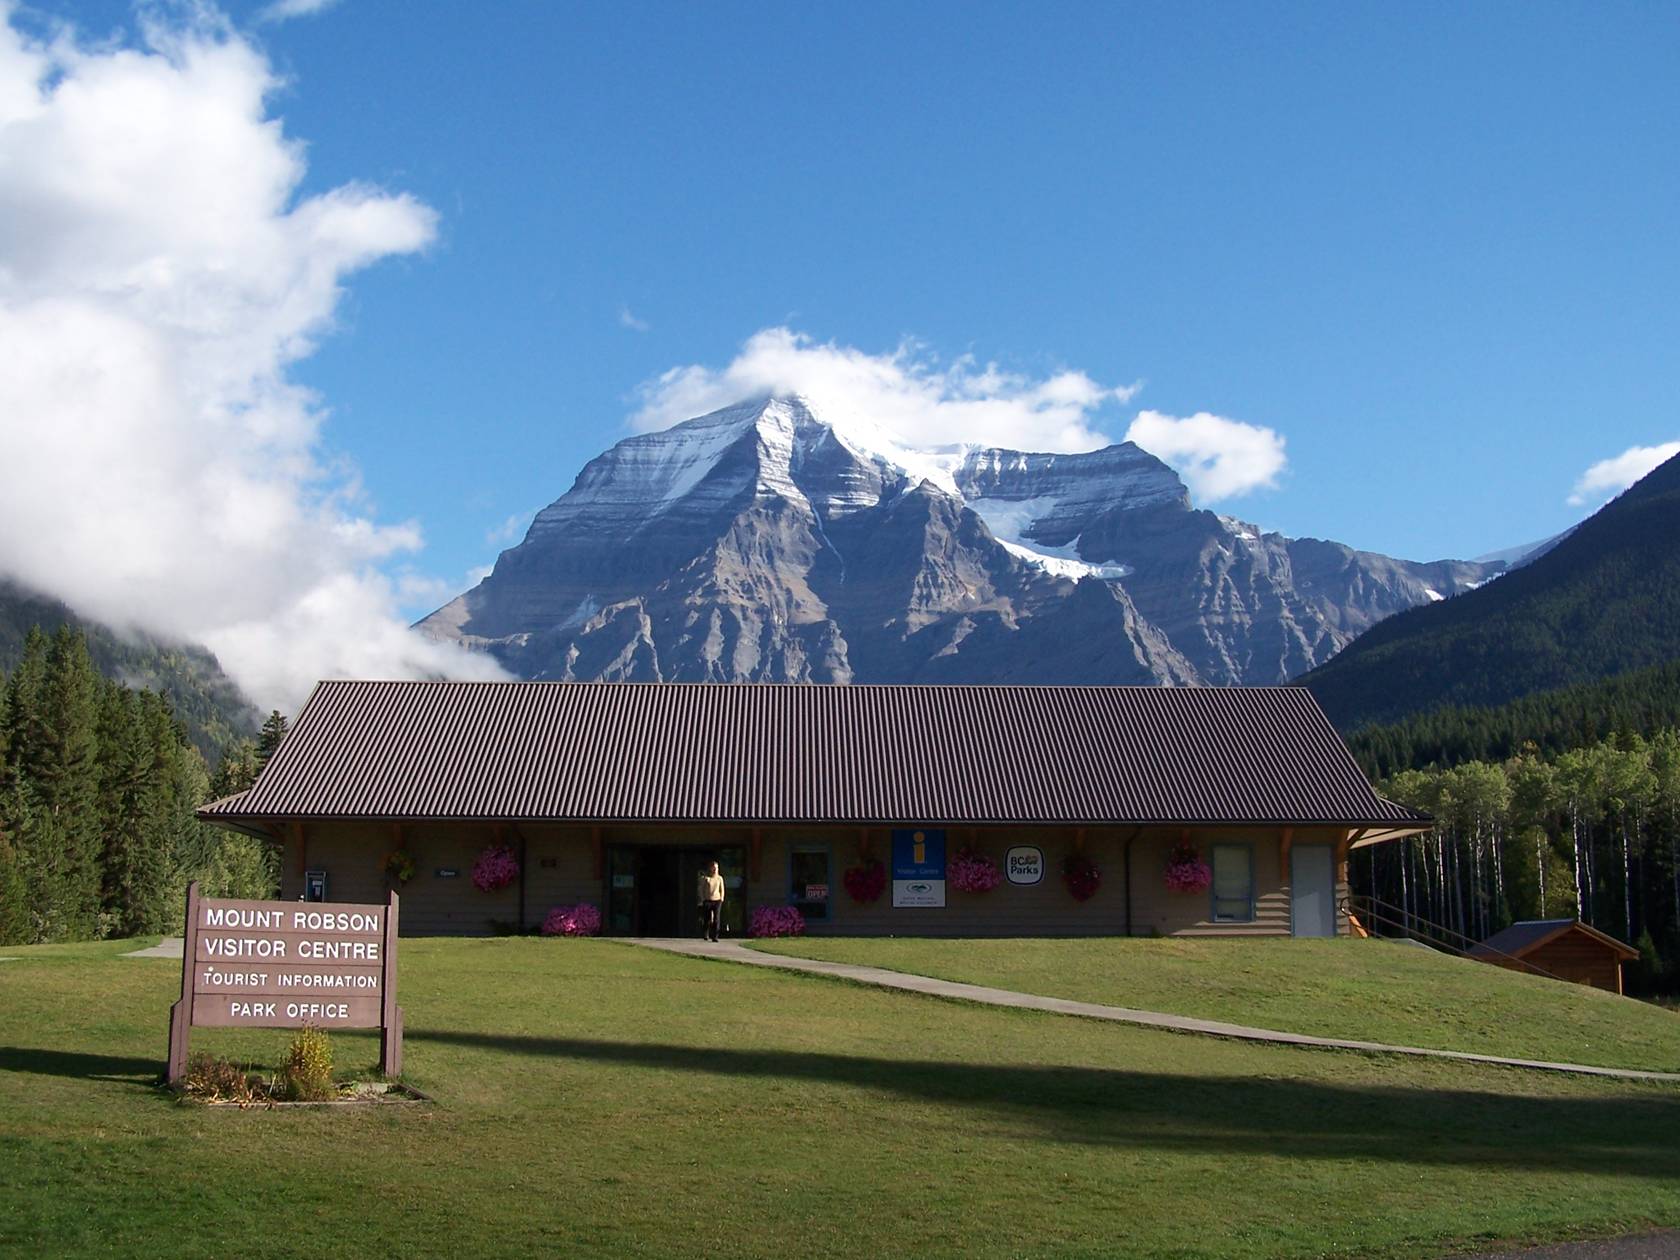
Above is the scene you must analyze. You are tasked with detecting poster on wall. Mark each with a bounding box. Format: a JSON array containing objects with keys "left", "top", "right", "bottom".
[{"left": 891, "top": 828, "right": 946, "bottom": 907}]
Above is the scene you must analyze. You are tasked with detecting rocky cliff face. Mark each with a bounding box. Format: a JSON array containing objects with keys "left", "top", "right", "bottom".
[{"left": 418, "top": 396, "right": 1500, "bottom": 685}]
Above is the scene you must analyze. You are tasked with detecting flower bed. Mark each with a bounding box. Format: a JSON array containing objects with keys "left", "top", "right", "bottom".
[
  {"left": 471, "top": 844, "right": 519, "bottom": 893},
  {"left": 1063, "top": 853, "right": 1102, "bottom": 902},
  {"left": 949, "top": 849, "right": 1002, "bottom": 894},
  {"left": 749, "top": 905, "right": 806, "bottom": 938},
  {"left": 1164, "top": 842, "right": 1212, "bottom": 894},
  {"left": 541, "top": 902, "right": 602, "bottom": 937}
]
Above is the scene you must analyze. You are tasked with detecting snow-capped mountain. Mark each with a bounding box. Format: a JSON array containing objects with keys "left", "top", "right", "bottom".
[{"left": 418, "top": 396, "right": 1502, "bottom": 686}]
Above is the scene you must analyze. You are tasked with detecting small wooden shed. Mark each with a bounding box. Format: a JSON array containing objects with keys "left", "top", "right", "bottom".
[{"left": 1468, "top": 919, "right": 1639, "bottom": 995}]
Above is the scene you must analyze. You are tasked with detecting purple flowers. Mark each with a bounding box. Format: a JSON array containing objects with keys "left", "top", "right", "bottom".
[
  {"left": 1164, "top": 842, "right": 1212, "bottom": 893},
  {"left": 949, "top": 849, "right": 1002, "bottom": 894},
  {"left": 541, "top": 902, "right": 602, "bottom": 937},
  {"left": 1063, "top": 853, "right": 1102, "bottom": 902},
  {"left": 471, "top": 844, "right": 520, "bottom": 893},
  {"left": 749, "top": 905, "right": 806, "bottom": 938},
  {"left": 842, "top": 859, "right": 886, "bottom": 904}
]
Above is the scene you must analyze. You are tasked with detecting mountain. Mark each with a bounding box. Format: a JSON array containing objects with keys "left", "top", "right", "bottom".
[
  {"left": 419, "top": 396, "right": 1502, "bottom": 686},
  {"left": 1303, "top": 451, "right": 1680, "bottom": 731},
  {"left": 0, "top": 578, "right": 258, "bottom": 761}
]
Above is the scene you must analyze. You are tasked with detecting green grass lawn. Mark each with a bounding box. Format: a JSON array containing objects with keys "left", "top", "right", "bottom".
[
  {"left": 2, "top": 937, "right": 1678, "bottom": 1260},
  {"left": 749, "top": 936, "right": 1680, "bottom": 1073}
]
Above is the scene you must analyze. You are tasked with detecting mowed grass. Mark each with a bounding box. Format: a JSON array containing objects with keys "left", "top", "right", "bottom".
[
  {"left": 0, "top": 938, "right": 1677, "bottom": 1260},
  {"left": 750, "top": 936, "right": 1680, "bottom": 1073}
]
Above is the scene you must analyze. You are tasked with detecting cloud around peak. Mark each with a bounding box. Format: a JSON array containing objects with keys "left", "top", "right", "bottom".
[
  {"left": 0, "top": 2, "right": 504, "bottom": 710},
  {"left": 631, "top": 327, "right": 1287, "bottom": 502},
  {"left": 1568, "top": 441, "right": 1680, "bottom": 507}
]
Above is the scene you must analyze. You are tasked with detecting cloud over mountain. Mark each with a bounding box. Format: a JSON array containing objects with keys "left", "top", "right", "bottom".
[
  {"left": 632, "top": 328, "right": 1287, "bottom": 503},
  {"left": 0, "top": 3, "right": 504, "bottom": 710}
]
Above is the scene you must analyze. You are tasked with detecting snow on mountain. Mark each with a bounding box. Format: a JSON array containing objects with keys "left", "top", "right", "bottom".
[{"left": 419, "top": 394, "right": 1505, "bottom": 687}]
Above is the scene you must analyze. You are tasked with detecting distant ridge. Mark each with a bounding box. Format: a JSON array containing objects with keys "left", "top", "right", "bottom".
[
  {"left": 1303, "top": 452, "right": 1680, "bottom": 732},
  {"left": 419, "top": 395, "right": 1498, "bottom": 687},
  {"left": 0, "top": 578, "right": 258, "bottom": 760}
]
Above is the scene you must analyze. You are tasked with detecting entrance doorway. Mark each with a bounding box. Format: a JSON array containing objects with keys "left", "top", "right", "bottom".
[
  {"left": 1290, "top": 843, "right": 1336, "bottom": 937},
  {"left": 606, "top": 844, "right": 746, "bottom": 937}
]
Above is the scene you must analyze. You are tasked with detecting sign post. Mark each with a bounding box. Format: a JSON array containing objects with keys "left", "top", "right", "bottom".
[{"left": 166, "top": 882, "right": 404, "bottom": 1084}]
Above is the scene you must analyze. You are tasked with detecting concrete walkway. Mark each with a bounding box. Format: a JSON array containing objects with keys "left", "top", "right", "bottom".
[
  {"left": 624, "top": 938, "right": 1680, "bottom": 1084},
  {"left": 123, "top": 938, "right": 184, "bottom": 958}
]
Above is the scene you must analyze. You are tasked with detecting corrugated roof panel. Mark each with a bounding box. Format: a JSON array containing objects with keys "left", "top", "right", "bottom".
[{"left": 200, "top": 681, "right": 1428, "bottom": 828}]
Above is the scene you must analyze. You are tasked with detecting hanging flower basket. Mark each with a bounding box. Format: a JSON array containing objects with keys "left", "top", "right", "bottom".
[
  {"left": 541, "top": 902, "right": 602, "bottom": 937},
  {"left": 382, "top": 849, "right": 415, "bottom": 884},
  {"left": 1063, "top": 853, "right": 1102, "bottom": 902},
  {"left": 471, "top": 844, "right": 520, "bottom": 893},
  {"left": 949, "top": 849, "right": 1002, "bottom": 894},
  {"left": 843, "top": 859, "right": 887, "bottom": 904},
  {"left": 1164, "top": 842, "right": 1212, "bottom": 894},
  {"left": 749, "top": 905, "right": 807, "bottom": 938}
]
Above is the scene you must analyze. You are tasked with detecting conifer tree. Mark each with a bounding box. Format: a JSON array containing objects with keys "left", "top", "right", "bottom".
[{"left": 255, "top": 710, "right": 288, "bottom": 771}]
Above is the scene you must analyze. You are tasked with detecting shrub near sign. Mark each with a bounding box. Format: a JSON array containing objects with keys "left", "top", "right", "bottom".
[{"left": 166, "top": 882, "right": 403, "bottom": 1083}]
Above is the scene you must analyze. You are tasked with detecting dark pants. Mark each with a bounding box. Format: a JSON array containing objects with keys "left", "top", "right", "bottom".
[{"left": 699, "top": 900, "right": 722, "bottom": 941}]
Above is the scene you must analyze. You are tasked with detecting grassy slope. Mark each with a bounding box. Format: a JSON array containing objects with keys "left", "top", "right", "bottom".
[
  {"left": 749, "top": 937, "right": 1680, "bottom": 1073},
  {"left": 2, "top": 938, "right": 1678, "bottom": 1260}
]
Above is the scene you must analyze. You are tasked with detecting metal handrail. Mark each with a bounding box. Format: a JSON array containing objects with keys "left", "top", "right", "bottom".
[{"left": 1339, "top": 893, "right": 1573, "bottom": 985}]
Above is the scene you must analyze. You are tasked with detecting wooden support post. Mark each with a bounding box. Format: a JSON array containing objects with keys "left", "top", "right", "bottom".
[
  {"left": 1279, "top": 826, "right": 1294, "bottom": 879},
  {"left": 515, "top": 826, "right": 528, "bottom": 933},
  {"left": 165, "top": 881, "right": 201, "bottom": 1085},
  {"left": 291, "top": 819, "right": 307, "bottom": 882},
  {"left": 859, "top": 827, "right": 871, "bottom": 861},
  {"left": 750, "top": 826, "right": 763, "bottom": 883},
  {"left": 591, "top": 825, "right": 603, "bottom": 880},
  {"left": 1075, "top": 826, "right": 1087, "bottom": 854},
  {"left": 379, "top": 889, "right": 403, "bottom": 1078}
]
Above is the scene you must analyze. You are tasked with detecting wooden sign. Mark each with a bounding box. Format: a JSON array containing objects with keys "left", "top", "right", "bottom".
[{"left": 166, "top": 882, "right": 403, "bottom": 1083}]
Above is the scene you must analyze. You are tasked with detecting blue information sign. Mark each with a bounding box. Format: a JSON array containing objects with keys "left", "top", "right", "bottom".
[{"left": 890, "top": 828, "right": 946, "bottom": 908}]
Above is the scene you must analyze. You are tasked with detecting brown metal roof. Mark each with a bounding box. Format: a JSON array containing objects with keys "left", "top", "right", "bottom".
[{"left": 200, "top": 681, "right": 1428, "bottom": 828}]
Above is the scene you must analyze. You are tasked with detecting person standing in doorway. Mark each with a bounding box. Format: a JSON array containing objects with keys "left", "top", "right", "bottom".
[{"left": 697, "top": 860, "right": 724, "bottom": 942}]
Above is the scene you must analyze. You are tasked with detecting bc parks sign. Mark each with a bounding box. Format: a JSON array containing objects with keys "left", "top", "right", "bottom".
[
  {"left": 891, "top": 828, "right": 946, "bottom": 908},
  {"left": 166, "top": 883, "right": 404, "bottom": 1083}
]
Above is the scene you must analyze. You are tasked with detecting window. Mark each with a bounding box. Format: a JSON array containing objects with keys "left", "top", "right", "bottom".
[
  {"left": 789, "top": 846, "right": 832, "bottom": 921},
  {"left": 1210, "top": 844, "right": 1253, "bottom": 922}
]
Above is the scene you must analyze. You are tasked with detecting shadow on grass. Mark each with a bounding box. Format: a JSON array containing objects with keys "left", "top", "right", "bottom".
[
  {"left": 0, "top": 1046, "right": 161, "bottom": 1087},
  {"left": 411, "top": 1029, "right": 1680, "bottom": 1177}
]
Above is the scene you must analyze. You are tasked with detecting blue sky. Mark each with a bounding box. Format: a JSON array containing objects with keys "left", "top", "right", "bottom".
[{"left": 3, "top": 1, "right": 1677, "bottom": 702}]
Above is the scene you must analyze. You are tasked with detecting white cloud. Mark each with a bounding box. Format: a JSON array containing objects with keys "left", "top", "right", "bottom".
[
  {"left": 259, "top": 0, "right": 342, "bottom": 22},
  {"left": 630, "top": 327, "right": 1138, "bottom": 455},
  {"left": 618, "top": 304, "right": 650, "bottom": 332},
  {"left": 1567, "top": 441, "right": 1680, "bottom": 507},
  {"left": 486, "top": 513, "right": 528, "bottom": 546},
  {"left": 1123, "top": 410, "right": 1286, "bottom": 502},
  {"left": 0, "top": 3, "right": 506, "bottom": 711}
]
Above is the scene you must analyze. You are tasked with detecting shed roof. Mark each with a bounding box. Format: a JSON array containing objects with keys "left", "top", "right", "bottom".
[
  {"left": 200, "top": 681, "right": 1430, "bottom": 830},
  {"left": 1468, "top": 919, "right": 1639, "bottom": 961}
]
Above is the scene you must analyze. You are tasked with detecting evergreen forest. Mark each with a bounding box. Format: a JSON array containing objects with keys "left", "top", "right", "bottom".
[{"left": 0, "top": 626, "right": 282, "bottom": 945}]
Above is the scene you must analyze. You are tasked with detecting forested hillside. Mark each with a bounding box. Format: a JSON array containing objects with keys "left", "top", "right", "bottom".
[
  {"left": 1347, "top": 659, "right": 1680, "bottom": 779},
  {"left": 0, "top": 578, "right": 257, "bottom": 761},
  {"left": 0, "top": 626, "right": 277, "bottom": 945},
  {"left": 1370, "top": 733, "right": 1680, "bottom": 993},
  {"left": 1305, "top": 452, "right": 1680, "bottom": 730}
]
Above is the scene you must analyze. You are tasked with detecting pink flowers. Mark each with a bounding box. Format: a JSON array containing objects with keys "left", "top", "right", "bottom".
[
  {"left": 1164, "top": 842, "right": 1212, "bottom": 894},
  {"left": 1063, "top": 853, "right": 1102, "bottom": 902},
  {"left": 471, "top": 844, "right": 520, "bottom": 893},
  {"left": 749, "top": 905, "right": 806, "bottom": 938},
  {"left": 949, "top": 849, "right": 1002, "bottom": 894},
  {"left": 842, "top": 859, "right": 886, "bottom": 904},
  {"left": 541, "top": 902, "right": 602, "bottom": 937}
]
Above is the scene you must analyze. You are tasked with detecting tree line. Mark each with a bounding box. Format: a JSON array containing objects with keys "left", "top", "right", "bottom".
[
  {"left": 0, "top": 626, "right": 283, "bottom": 945},
  {"left": 1363, "top": 731, "right": 1680, "bottom": 993}
]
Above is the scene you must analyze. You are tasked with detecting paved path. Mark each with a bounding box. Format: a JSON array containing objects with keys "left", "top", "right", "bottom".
[
  {"left": 123, "top": 938, "right": 184, "bottom": 958},
  {"left": 1459, "top": 1231, "right": 1680, "bottom": 1259},
  {"left": 624, "top": 938, "right": 1680, "bottom": 1084}
]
